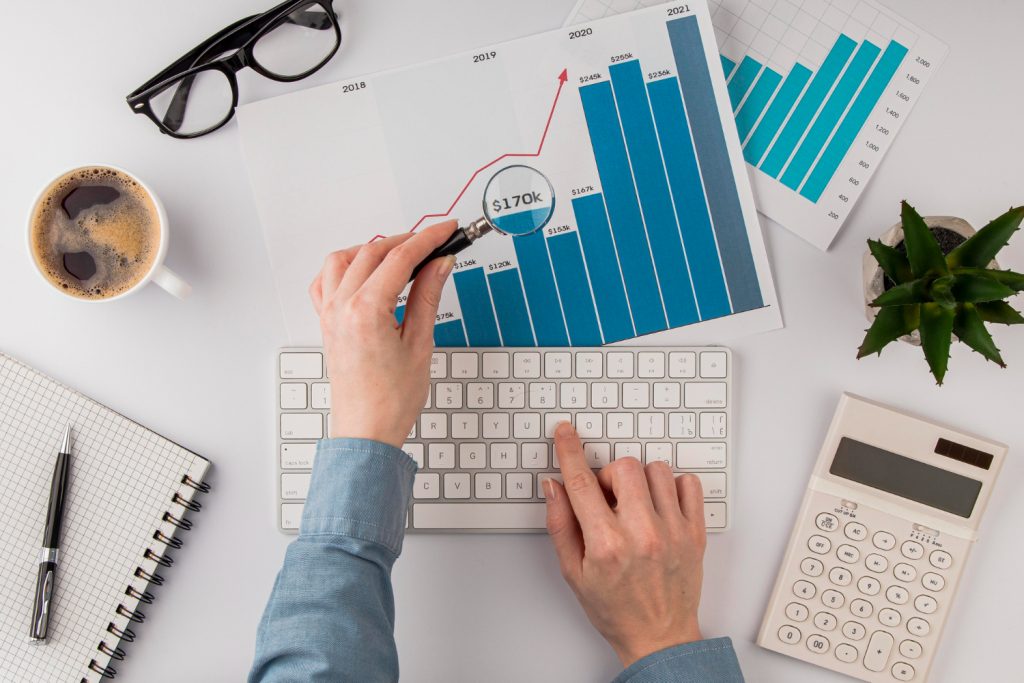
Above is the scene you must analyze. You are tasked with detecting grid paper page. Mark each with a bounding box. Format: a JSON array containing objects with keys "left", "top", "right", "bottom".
[{"left": 0, "top": 354, "right": 210, "bottom": 682}]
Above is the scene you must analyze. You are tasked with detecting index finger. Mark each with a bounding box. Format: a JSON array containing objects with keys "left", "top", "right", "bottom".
[
  {"left": 553, "top": 422, "right": 615, "bottom": 538},
  {"left": 359, "top": 221, "right": 458, "bottom": 304}
]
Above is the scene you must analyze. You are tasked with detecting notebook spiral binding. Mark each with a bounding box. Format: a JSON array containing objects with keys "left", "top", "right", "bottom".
[{"left": 81, "top": 475, "right": 210, "bottom": 681}]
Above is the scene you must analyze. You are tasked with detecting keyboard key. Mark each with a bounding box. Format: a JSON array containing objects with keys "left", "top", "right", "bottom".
[
  {"left": 281, "top": 443, "right": 316, "bottom": 469},
  {"left": 652, "top": 382, "right": 681, "bottom": 408},
  {"left": 544, "top": 352, "right": 572, "bottom": 378},
  {"left": 506, "top": 473, "right": 533, "bottom": 499},
  {"left": 497, "top": 382, "right": 525, "bottom": 409},
  {"left": 528, "top": 383, "right": 556, "bottom": 408},
  {"left": 584, "top": 443, "right": 612, "bottom": 468},
  {"left": 699, "top": 412, "right": 727, "bottom": 438},
  {"left": 490, "top": 443, "right": 517, "bottom": 468},
  {"left": 575, "top": 413, "right": 603, "bottom": 438},
  {"left": 444, "top": 473, "right": 471, "bottom": 499},
  {"left": 696, "top": 472, "right": 726, "bottom": 498},
  {"left": 668, "top": 351, "right": 696, "bottom": 378},
  {"left": 458, "top": 444, "right": 485, "bottom": 469},
  {"left": 413, "top": 473, "right": 440, "bottom": 499},
  {"left": 451, "top": 352, "right": 479, "bottom": 378},
  {"left": 281, "top": 473, "right": 311, "bottom": 499},
  {"left": 614, "top": 443, "right": 642, "bottom": 461},
  {"left": 575, "top": 352, "right": 602, "bottom": 378},
  {"left": 544, "top": 413, "right": 572, "bottom": 438},
  {"left": 281, "top": 503, "right": 303, "bottom": 530},
  {"left": 676, "top": 443, "right": 726, "bottom": 469},
  {"left": 637, "top": 413, "right": 665, "bottom": 438},
  {"left": 419, "top": 413, "right": 448, "bottom": 438},
  {"left": 428, "top": 444, "right": 455, "bottom": 469},
  {"left": 638, "top": 352, "right": 665, "bottom": 378},
  {"left": 560, "top": 382, "right": 587, "bottom": 408},
  {"left": 704, "top": 502, "right": 727, "bottom": 529},
  {"left": 311, "top": 383, "right": 330, "bottom": 409},
  {"left": 281, "top": 414, "right": 323, "bottom": 439},
  {"left": 451, "top": 413, "right": 480, "bottom": 439},
  {"left": 475, "top": 473, "right": 501, "bottom": 499},
  {"left": 430, "top": 353, "right": 446, "bottom": 378},
  {"left": 483, "top": 413, "right": 511, "bottom": 439},
  {"left": 402, "top": 443, "right": 424, "bottom": 468},
  {"left": 591, "top": 382, "right": 619, "bottom": 408},
  {"left": 644, "top": 443, "right": 672, "bottom": 465},
  {"left": 280, "top": 352, "right": 322, "bottom": 379},
  {"left": 699, "top": 351, "right": 728, "bottom": 378},
  {"left": 467, "top": 382, "right": 494, "bottom": 408},
  {"left": 513, "top": 352, "right": 541, "bottom": 378},
  {"left": 482, "top": 352, "right": 509, "bottom": 378},
  {"left": 280, "top": 383, "right": 307, "bottom": 409},
  {"left": 864, "top": 631, "right": 894, "bottom": 672},
  {"left": 668, "top": 413, "right": 697, "bottom": 439},
  {"left": 513, "top": 413, "right": 541, "bottom": 439},
  {"left": 606, "top": 413, "right": 635, "bottom": 438},
  {"left": 684, "top": 382, "right": 727, "bottom": 408},
  {"left": 607, "top": 352, "right": 634, "bottom": 378},
  {"left": 521, "top": 443, "right": 548, "bottom": 469},
  {"left": 413, "top": 502, "right": 547, "bottom": 529},
  {"left": 622, "top": 383, "right": 650, "bottom": 408}
]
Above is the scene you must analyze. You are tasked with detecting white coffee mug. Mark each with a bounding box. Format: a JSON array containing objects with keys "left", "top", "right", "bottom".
[{"left": 27, "top": 164, "right": 191, "bottom": 301}]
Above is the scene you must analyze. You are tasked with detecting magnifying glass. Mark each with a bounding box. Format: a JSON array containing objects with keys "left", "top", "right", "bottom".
[{"left": 409, "top": 165, "right": 556, "bottom": 281}]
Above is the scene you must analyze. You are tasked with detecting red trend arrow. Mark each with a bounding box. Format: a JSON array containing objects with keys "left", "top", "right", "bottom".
[{"left": 371, "top": 68, "right": 570, "bottom": 241}]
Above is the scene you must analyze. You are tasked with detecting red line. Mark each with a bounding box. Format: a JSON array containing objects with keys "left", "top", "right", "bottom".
[{"left": 371, "top": 69, "right": 569, "bottom": 241}]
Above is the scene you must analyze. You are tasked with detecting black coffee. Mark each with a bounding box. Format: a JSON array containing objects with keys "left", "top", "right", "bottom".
[{"left": 31, "top": 167, "right": 161, "bottom": 300}]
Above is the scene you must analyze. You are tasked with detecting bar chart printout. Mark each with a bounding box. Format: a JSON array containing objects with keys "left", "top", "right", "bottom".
[
  {"left": 566, "top": 0, "right": 948, "bottom": 250},
  {"left": 239, "top": 2, "right": 780, "bottom": 346}
]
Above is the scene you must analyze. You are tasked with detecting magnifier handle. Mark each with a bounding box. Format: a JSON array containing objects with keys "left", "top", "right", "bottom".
[{"left": 409, "top": 229, "right": 474, "bottom": 282}]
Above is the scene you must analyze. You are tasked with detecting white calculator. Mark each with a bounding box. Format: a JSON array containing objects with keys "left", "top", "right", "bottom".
[{"left": 758, "top": 393, "right": 1006, "bottom": 682}]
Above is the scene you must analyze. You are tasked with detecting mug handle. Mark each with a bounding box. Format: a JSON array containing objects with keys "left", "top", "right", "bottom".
[{"left": 152, "top": 265, "right": 192, "bottom": 299}]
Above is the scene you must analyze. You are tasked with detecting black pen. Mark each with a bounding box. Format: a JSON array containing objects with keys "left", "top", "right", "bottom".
[{"left": 29, "top": 424, "right": 73, "bottom": 642}]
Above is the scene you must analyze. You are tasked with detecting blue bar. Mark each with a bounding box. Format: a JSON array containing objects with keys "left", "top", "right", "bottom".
[
  {"left": 781, "top": 40, "right": 881, "bottom": 190},
  {"left": 490, "top": 207, "right": 551, "bottom": 236},
  {"left": 735, "top": 67, "right": 783, "bottom": 142},
  {"left": 743, "top": 64, "right": 813, "bottom": 165},
  {"left": 453, "top": 267, "right": 501, "bottom": 346},
  {"left": 726, "top": 56, "right": 762, "bottom": 111},
  {"left": 579, "top": 80, "right": 668, "bottom": 334},
  {"left": 570, "top": 194, "right": 635, "bottom": 342},
  {"left": 511, "top": 230, "right": 570, "bottom": 345},
  {"left": 486, "top": 268, "right": 536, "bottom": 346},
  {"left": 609, "top": 60, "right": 698, "bottom": 328},
  {"left": 667, "top": 16, "right": 764, "bottom": 313},
  {"left": 548, "top": 231, "right": 603, "bottom": 345},
  {"left": 802, "top": 40, "right": 910, "bottom": 202},
  {"left": 721, "top": 54, "right": 736, "bottom": 78},
  {"left": 434, "top": 319, "right": 468, "bottom": 347},
  {"left": 760, "top": 35, "right": 857, "bottom": 178},
  {"left": 395, "top": 304, "right": 405, "bottom": 324},
  {"left": 648, "top": 78, "right": 732, "bottom": 320}
]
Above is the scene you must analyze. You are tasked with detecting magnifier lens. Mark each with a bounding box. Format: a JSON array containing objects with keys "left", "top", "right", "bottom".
[{"left": 483, "top": 165, "right": 556, "bottom": 236}]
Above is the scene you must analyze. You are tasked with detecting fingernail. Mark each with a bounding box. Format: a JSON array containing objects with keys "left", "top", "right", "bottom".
[
  {"left": 543, "top": 479, "right": 556, "bottom": 501},
  {"left": 555, "top": 421, "right": 575, "bottom": 438},
  {"left": 438, "top": 255, "right": 456, "bottom": 279}
]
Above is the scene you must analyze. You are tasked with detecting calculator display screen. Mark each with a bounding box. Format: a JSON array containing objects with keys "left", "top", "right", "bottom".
[{"left": 830, "top": 437, "right": 982, "bottom": 518}]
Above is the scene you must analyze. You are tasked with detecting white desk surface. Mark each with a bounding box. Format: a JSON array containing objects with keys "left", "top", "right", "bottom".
[{"left": 2, "top": 1, "right": 1021, "bottom": 681}]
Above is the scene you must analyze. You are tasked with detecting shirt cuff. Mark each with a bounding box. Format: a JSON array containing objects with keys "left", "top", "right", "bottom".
[
  {"left": 299, "top": 438, "right": 418, "bottom": 556},
  {"left": 612, "top": 637, "right": 744, "bottom": 683}
]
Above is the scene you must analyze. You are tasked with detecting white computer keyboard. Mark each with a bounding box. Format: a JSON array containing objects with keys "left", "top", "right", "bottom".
[{"left": 276, "top": 347, "right": 732, "bottom": 533}]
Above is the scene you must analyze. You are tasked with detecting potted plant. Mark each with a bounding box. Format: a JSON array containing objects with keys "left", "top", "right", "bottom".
[{"left": 858, "top": 201, "right": 1024, "bottom": 384}]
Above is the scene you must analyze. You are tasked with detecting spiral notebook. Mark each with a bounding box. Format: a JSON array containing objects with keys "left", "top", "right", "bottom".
[{"left": 0, "top": 353, "right": 211, "bottom": 682}]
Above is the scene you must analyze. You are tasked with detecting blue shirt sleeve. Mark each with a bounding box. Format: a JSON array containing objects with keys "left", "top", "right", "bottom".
[{"left": 611, "top": 638, "right": 745, "bottom": 683}]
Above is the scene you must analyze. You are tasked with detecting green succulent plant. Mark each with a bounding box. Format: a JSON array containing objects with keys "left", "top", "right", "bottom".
[{"left": 858, "top": 201, "right": 1024, "bottom": 385}]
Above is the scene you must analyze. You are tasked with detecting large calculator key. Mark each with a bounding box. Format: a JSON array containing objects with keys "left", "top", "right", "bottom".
[
  {"left": 807, "top": 535, "right": 832, "bottom": 554},
  {"left": 899, "top": 640, "right": 922, "bottom": 659},
  {"left": 704, "top": 502, "right": 727, "bottom": 529},
  {"left": 892, "top": 662, "right": 916, "bottom": 681},
  {"left": 929, "top": 550, "right": 953, "bottom": 570},
  {"left": 800, "top": 557, "right": 824, "bottom": 577},
  {"left": 835, "top": 642, "right": 859, "bottom": 663},
  {"left": 280, "top": 352, "right": 323, "bottom": 379},
  {"left": 906, "top": 617, "right": 930, "bottom": 637},
  {"left": 793, "top": 580, "right": 816, "bottom": 599},
  {"left": 863, "top": 630, "right": 894, "bottom": 672},
  {"left": 805, "top": 634, "right": 830, "bottom": 654},
  {"left": 921, "top": 572, "right": 946, "bottom": 592},
  {"left": 778, "top": 625, "right": 802, "bottom": 645},
  {"left": 785, "top": 602, "right": 809, "bottom": 622},
  {"left": 281, "top": 503, "right": 304, "bottom": 530}
]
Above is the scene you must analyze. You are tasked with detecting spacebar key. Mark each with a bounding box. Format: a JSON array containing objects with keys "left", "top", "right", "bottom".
[{"left": 413, "top": 503, "right": 548, "bottom": 530}]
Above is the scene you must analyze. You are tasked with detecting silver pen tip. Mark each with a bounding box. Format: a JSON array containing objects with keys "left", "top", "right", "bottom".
[{"left": 60, "top": 425, "right": 72, "bottom": 454}]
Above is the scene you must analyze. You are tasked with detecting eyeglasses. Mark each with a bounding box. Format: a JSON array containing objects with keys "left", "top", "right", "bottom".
[{"left": 127, "top": 0, "right": 341, "bottom": 139}]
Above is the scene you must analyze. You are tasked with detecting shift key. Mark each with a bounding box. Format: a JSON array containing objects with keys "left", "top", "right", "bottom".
[{"left": 684, "top": 382, "right": 727, "bottom": 408}]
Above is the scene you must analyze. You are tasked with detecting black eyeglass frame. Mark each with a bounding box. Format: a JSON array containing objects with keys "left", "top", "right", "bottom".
[{"left": 127, "top": 0, "right": 341, "bottom": 139}]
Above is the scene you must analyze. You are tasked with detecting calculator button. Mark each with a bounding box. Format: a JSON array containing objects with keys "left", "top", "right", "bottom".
[
  {"left": 806, "top": 634, "right": 831, "bottom": 654},
  {"left": 886, "top": 585, "right": 910, "bottom": 605},
  {"left": 834, "top": 642, "right": 859, "bottom": 663},
  {"left": 785, "top": 602, "right": 809, "bottom": 622},
  {"left": 921, "top": 572, "right": 946, "bottom": 592},
  {"left": 844, "top": 522, "right": 867, "bottom": 541},
  {"left": 821, "top": 590, "right": 845, "bottom": 609},
  {"left": 858, "top": 576, "right": 881, "bottom": 596},
  {"left": 865, "top": 553, "right": 889, "bottom": 573},
  {"left": 800, "top": 557, "right": 824, "bottom": 577},
  {"left": 807, "top": 535, "right": 832, "bottom": 554},
  {"left": 842, "top": 621, "right": 866, "bottom": 641},
  {"left": 864, "top": 630, "right": 894, "bottom": 672},
  {"left": 850, "top": 598, "right": 874, "bottom": 618},
  {"left": 914, "top": 594, "right": 938, "bottom": 615},
  {"left": 900, "top": 541, "right": 925, "bottom": 560},
  {"left": 815, "top": 512, "right": 840, "bottom": 532},
  {"left": 873, "top": 531, "right": 896, "bottom": 551},
  {"left": 813, "top": 612, "right": 838, "bottom": 631},
  {"left": 899, "top": 639, "right": 922, "bottom": 659},
  {"left": 893, "top": 563, "right": 917, "bottom": 582},
  {"left": 828, "top": 566, "right": 852, "bottom": 586},
  {"left": 929, "top": 550, "right": 953, "bottom": 570},
  {"left": 906, "top": 617, "right": 931, "bottom": 637},
  {"left": 878, "top": 608, "right": 902, "bottom": 627},
  {"left": 778, "top": 625, "right": 802, "bottom": 644},
  {"left": 793, "top": 580, "right": 817, "bottom": 599},
  {"left": 892, "top": 662, "right": 916, "bottom": 681},
  {"left": 836, "top": 544, "right": 860, "bottom": 564}
]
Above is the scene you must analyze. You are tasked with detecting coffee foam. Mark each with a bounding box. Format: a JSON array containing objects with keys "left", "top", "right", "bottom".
[{"left": 30, "top": 168, "right": 161, "bottom": 300}]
